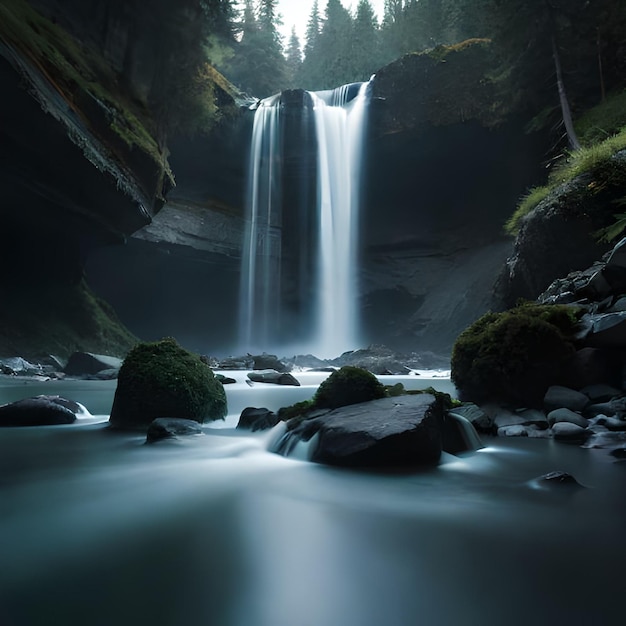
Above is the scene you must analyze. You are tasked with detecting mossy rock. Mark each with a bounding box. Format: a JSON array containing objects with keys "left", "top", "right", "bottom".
[
  {"left": 451, "top": 304, "right": 581, "bottom": 406},
  {"left": 313, "top": 366, "right": 386, "bottom": 410},
  {"left": 109, "top": 338, "right": 227, "bottom": 429}
]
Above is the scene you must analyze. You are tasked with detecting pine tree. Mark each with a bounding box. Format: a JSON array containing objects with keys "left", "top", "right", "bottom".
[
  {"left": 300, "top": 0, "right": 323, "bottom": 88},
  {"left": 285, "top": 26, "right": 303, "bottom": 88},
  {"left": 352, "top": 0, "right": 380, "bottom": 80}
]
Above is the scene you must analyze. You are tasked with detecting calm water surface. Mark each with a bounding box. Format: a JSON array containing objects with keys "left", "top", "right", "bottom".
[{"left": 0, "top": 376, "right": 624, "bottom": 626}]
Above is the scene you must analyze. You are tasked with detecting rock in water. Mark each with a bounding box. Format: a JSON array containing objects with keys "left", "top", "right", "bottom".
[
  {"left": 237, "top": 407, "right": 280, "bottom": 431},
  {"left": 247, "top": 371, "right": 300, "bottom": 386},
  {"left": 276, "top": 394, "right": 443, "bottom": 468},
  {"left": 0, "top": 395, "right": 85, "bottom": 426},
  {"left": 146, "top": 418, "right": 203, "bottom": 443},
  {"left": 64, "top": 352, "right": 123, "bottom": 376}
]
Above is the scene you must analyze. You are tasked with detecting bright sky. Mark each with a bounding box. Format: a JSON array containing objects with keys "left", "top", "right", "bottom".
[{"left": 276, "top": 0, "right": 387, "bottom": 46}]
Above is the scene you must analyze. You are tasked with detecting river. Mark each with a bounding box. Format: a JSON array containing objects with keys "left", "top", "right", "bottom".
[{"left": 1, "top": 374, "right": 624, "bottom": 625}]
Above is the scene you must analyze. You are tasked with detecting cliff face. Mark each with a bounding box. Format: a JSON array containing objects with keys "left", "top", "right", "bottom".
[{"left": 0, "top": 0, "right": 240, "bottom": 358}]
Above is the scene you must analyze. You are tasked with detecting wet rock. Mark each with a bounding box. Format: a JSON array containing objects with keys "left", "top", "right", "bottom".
[
  {"left": 64, "top": 352, "right": 123, "bottom": 376},
  {"left": 534, "top": 471, "right": 584, "bottom": 489},
  {"left": 544, "top": 386, "right": 590, "bottom": 413},
  {"left": 275, "top": 394, "right": 444, "bottom": 468},
  {"left": 547, "top": 408, "right": 589, "bottom": 429},
  {"left": 517, "top": 408, "right": 549, "bottom": 429},
  {"left": 251, "top": 354, "right": 291, "bottom": 372},
  {"left": 447, "top": 403, "right": 493, "bottom": 433},
  {"left": 247, "top": 371, "right": 301, "bottom": 386},
  {"left": 442, "top": 412, "right": 484, "bottom": 454},
  {"left": 595, "top": 416, "right": 626, "bottom": 431},
  {"left": 580, "top": 383, "right": 622, "bottom": 403},
  {"left": 497, "top": 424, "right": 529, "bottom": 437},
  {"left": 0, "top": 357, "right": 42, "bottom": 376},
  {"left": 215, "top": 374, "right": 236, "bottom": 385},
  {"left": 490, "top": 406, "right": 527, "bottom": 430},
  {"left": 551, "top": 422, "right": 590, "bottom": 444},
  {"left": 0, "top": 395, "right": 86, "bottom": 426},
  {"left": 586, "top": 397, "right": 626, "bottom": 419},
  {"left": 146, "top": 418, "right": 203, "bottom": 443},
  {"left": 237, "top": 407, "right": 280, "bottom": 432}
]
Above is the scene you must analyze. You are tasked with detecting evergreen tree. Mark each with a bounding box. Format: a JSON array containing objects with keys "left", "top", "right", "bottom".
[
  {"left": 315, "top": 0, "right": 355, "bottom": 89},
  {"left": 226, "top": 0, "right": 286, "bottom": 97},
  {"left": 352, "top": 0, "right": 380, "bottom": 81},
  {"left": 300, "top": 0, "right": 323, "bottom": 88},
  {"left": 285, "top": 26, "right": 303, "bottom": 88}
]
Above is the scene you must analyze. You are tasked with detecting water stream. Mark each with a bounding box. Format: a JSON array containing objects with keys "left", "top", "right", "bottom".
[{"left": 1, "top": 378, "right": 625, "bottom": 625}]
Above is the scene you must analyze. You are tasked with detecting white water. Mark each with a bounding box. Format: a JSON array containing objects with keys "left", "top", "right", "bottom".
[
  {"left": 240, "top": 82, "right": 370, "bottom": 357},
  {"left": 311, "top": 82, "right": 369, "bottom": 357},
  {"left": 1, "top": 377, "right": 625, "bottom": 626},
  {"left": 239, "top": 94, "right": 282, "bottom": 349}
]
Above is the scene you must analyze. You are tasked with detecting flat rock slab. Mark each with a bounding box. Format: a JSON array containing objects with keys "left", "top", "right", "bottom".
[
  {"left": 247, "top": 371, "right": 300, "bottom": 386},
  {"left": 284, "top": 394, "right": 443, "bottom": 468}
]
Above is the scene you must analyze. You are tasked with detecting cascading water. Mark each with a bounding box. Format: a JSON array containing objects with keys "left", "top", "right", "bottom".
[{"left": 240, "top": 81, "right": 371, "bottom": 357}]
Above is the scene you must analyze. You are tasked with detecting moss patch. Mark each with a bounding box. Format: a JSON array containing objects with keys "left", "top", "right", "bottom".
[{"left": 0, "top": 0, "right": 170, "bottom": 181}]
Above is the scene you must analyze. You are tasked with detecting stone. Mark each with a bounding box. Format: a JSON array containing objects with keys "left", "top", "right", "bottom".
[
  {"left": 595, "top": 416, "right": 626, "bottom": 431},
  {"left": 64, "top": 352, "right": 123, "bottom": 376},
  {"left": 517, "top": 408, "right": 549, "bottom": 429},
  {"left": 491, "top": 407, "right": 527, "bottom": 429},
  {"left": 583, "top": 312, "right": 626, "bottom": 348},
  {"left": 605, "top": 236, "right": 626, "bottom": 269},
  {"left": 146, "top": 418, "right": 203, "bottom": 443},
  {"left": 237, "top": 407, "right": 280, "bottom": 432},
  {"left": 247, "top": 371, "right": 301, "bottom": 386},
  {"left": 498, "top": 424, "right": 529, "bottom": 437},
  {"left": 109, "top": 338, "right": 227, "bottom": 430},
  {"left": 547, "top": 408, "right": 589, "bottom": 428},
  {"left": 447, "top": 403, "right": 493, "bottom": 433},
  {"left": 534, "top": 471, "right": 584, "bottom": 489},
  {"left": 544, "top": 386, "right": 589, "bottom": 413},
  {"left": 551, "top": 422, "right": 590, "bottom": 444},
  {"left": 0, "top": 395, "right": 85, "bottom": 426},
  {"left": 442, "top": 412, "right": 484, "bottom": 454},
  {"left": 215, "top": 374, "right": 236, "bottom": 385},
  {"left": 274, "top": 394, "right": 443, "bottom": 468},
  {"left": 579, "top": 383, "right": 622, "bottom": 403},
  {"left": 251, "top": 354, "right": 291, "bottom": 372}
]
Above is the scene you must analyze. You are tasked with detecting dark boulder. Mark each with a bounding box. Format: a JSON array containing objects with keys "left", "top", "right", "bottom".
[
  {"left": 64, "top": 352, "right": 123, "bottom": 376},
  {"left": 146, "top": 418, "right": 203, "bottom": 443},
  {"left": 247, "top": 371, "right": 301, "bottom": 386},
  {"left": 237, "top": 407, "right": 280, "bottom": 432},
  {"left": 0, "top": 395, "right": 86, "bottom": 426},
  {"left": 251, "top": 354, "right": 291, "bottom": 372},
  {"left": 272, "top": 394, "right": 444, "bottom": 468}
]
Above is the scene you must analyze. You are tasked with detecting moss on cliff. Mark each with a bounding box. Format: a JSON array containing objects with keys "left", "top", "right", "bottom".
[
  {"left": 506, "top": 92, "right": 626, "bottom": 236},
  {"left": 0, "top": 279, "right": 137, "bottom": 360}
]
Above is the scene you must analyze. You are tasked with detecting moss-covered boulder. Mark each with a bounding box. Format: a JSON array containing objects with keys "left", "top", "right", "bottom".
[
  {"left": 109, "top": 338, "right": 227, "bottom": 429},
  {"left": 451, "top": 304, "right": 581, "bottom": 406},
  {"left": 313, "top": 366, "right": 387, "bottom": 410}
]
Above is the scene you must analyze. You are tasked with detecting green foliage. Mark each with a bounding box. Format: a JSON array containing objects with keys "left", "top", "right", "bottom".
[
  {"left": 313, "top": 366, "right": 387, "bottom": 409},
  {"left": 506, "top": 124, "right": 626, "bottom": 236},
  {"left": 594, "top": 197, "right": 626, "bottom": 243},
  {"left": 278, "top": 399, "right": 314, "bottom": 422},
  {"left": 110, "top": 338, "right": 227, "bottom": 428},
  {"left": 575, "top": 90, "right": 626, "bottom": 146},
  {"left": 451, "top": 304, "right": 581, "bottom": 405}
]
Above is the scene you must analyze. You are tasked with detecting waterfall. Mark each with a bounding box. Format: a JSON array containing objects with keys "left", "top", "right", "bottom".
[{"left": 240, "top": 81, "right": 371, "bottom": 357}]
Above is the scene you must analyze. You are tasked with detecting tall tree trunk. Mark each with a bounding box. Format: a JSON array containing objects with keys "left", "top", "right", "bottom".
[{"left": 552, "top": 36, "right": 581, "bottom": 151}]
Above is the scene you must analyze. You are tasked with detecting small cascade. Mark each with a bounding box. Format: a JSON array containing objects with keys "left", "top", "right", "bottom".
[{"left": 240, "top": 81, "right": 372, "bottom": 357}]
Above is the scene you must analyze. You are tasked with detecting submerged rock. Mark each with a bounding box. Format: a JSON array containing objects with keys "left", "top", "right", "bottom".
[
  {"left": 0, "top": 395, "right": 88, "bottom": 426},
  {"left": 551, "top": 422, "right": 590, "bottom": 444},
  {"left": 146, "top": 418, "right": 203, "bottom": 443}
]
